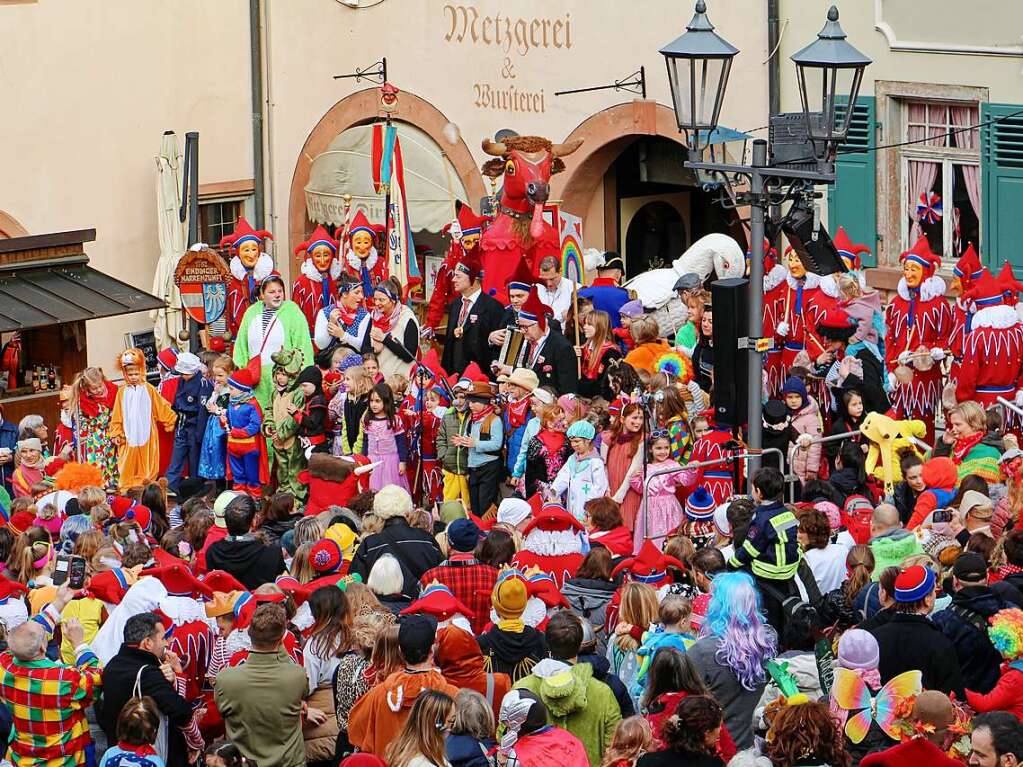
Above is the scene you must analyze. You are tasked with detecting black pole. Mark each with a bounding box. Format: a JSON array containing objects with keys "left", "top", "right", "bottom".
[
  {"left": 185, "top": 131, "right": 200, "bottom": 353},
  {"left": 249, "top": 0, "right": 265, "bottom": 226}
]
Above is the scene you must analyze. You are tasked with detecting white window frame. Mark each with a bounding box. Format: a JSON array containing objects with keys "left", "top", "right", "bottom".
[{"left": 898, "top": 100, "right": 980, "bottom": 260}]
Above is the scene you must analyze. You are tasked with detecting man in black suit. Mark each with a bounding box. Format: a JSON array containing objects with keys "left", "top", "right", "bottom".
[
  {"left": 441, "top": 251, "right": 505, "bottom": 377},
  {"left": 496, "top": 286, "right": 578, "bottom": 395}
]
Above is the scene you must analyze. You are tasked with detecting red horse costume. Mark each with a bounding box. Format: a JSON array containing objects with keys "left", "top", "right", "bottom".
[
  {"left": 342, "top": 210, "right": 387, "bottom": 297},
  {"left": 884, "top": 237, "right": 953, "bottom": 441},
  {"left": 220, "top": 217, "right": 274, "bottom": 339},
  {"left": 292, "top": 225, "right": 342, "bottom": 339},
  {"left": 478, "top": 135, "right": 582, "bottom": 304},
  {"left": 425, "top": 205, "right": 486, "bottom": 334}
]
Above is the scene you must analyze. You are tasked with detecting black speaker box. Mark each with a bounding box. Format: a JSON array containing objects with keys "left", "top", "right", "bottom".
[
  {"left": 781, "top": 204, "right": 848, "bottom": 277},
  {"left": 710, "top": 277, "right": 750, "bottom": 429}
]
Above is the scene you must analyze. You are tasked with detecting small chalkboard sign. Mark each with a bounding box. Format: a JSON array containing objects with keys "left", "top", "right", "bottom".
[{"left": 124, "top": 330, "right": 161, "bottom": 385}]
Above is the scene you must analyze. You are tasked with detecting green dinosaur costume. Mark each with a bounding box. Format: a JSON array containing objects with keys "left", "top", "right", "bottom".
[{"left": 263, "top": 347, "right": 307, "bottom": 497}]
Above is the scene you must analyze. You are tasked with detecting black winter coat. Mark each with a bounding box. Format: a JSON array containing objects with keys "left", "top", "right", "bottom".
[
  {"left": 348, "top": 516, "right": 442, "bottom": 598},
  {"left": 871, "top": 613, "right": 965, "bottom": 700},
  {"left": 526, "top": 329, "right": 579, "bottom": 395},
  {"left": 205, "top": 535, "right": 287, "bottom": 591},
  {"left": 993, "top": 572, "right": 1023, "bottom": 609},
  {"left": 932, "top": 586, "right": 1013, "bottom": 694},
  {"left": 579, "top": 651, "right": 635, "bottom": 718},
  {"left": 99, "top": 646, "right": 194, "bottom": 767}
]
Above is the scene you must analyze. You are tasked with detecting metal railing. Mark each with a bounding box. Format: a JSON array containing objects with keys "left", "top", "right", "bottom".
[{"left": 639, "top": 448, "right": 786, "bottom": 542}]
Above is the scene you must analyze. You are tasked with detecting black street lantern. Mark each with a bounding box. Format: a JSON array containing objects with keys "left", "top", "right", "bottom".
[
  {"left": 790, "top": 5, "right": 871, "bottom": 161},
  {"left": 659, "top": 0, "right": 738, "bottom": 155}
]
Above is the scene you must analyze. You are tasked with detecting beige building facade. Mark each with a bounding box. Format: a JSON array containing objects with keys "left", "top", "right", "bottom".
[{"left": 1, "top": 0, "right": 772, "bottom": 366}]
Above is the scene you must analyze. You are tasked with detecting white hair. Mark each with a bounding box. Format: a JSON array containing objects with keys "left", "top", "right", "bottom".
[
  {"left": 17, "top": 414, "right": 43, "bottom": 441},
  {"left": 373, "top": 484, "right": 413, "bottom": 520},
  {"left": 367, "top": 554, "right": 404, "bottom": 596}
]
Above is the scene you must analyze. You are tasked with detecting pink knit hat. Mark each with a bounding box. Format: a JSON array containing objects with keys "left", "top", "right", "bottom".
[
  {"left": 837, "top": 628, "right": 879, "bottom": 670},
  {"left": 814, "top": 501, "right": 841, "bottom": 532}
]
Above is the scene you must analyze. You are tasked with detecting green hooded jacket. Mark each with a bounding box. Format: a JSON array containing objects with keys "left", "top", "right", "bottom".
[{"left": 514, "top": 659, "right": 621, "bottom": 767}]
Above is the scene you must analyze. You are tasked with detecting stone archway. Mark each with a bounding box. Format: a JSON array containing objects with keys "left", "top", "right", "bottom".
[
  {"left": 551, "top": 100, "right": 689, "bottom": 222},
  {"left": 0, "top": 211, "right": 28, "bottom": 239},
  {"left": 288, "top": 87, "right": 487, "bottom": 276}
]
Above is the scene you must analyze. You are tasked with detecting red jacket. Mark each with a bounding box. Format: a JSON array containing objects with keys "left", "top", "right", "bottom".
[
  {"left": 967, "top": 666, "right": 1023, "bottom": 721},
  {"left": 860, "top": 737, "right": 963, "bottom": 767},
  {"left": 907, "top": 457, "right": 958, "bottom": 529}
]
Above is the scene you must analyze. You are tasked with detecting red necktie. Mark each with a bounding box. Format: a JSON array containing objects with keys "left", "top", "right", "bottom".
[{"left": 457, "top": 297, "right": 471, "bottom": 327}]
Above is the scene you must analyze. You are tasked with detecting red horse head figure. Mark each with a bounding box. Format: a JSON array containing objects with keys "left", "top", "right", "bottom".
[{"left": 478, "top": 135, "right": 582, "bottom": 302}]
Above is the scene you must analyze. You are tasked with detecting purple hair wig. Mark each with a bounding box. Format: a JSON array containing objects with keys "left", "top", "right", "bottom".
[{"left": 701, "top": 571, "right": 778, "bottom": 690}]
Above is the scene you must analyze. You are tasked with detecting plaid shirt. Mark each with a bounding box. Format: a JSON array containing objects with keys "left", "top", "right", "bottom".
[
  {"left": 420, "top": 556, "right": 498, "bottom": 634},
  {"left": 0, "top": 604, "right": 102, "bottom": 767}
]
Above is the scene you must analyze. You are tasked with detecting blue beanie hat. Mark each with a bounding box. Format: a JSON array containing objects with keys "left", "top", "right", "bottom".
[
  {"left": 685, "top": 486, "right": 716, "bottom": 521},
  {"left": 781, "top": 376, "right": 808, "bottom": 409}
]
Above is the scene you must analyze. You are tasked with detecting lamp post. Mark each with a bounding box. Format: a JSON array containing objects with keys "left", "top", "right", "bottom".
[{"left": 660, "top": 3, "right": 870, "bottom": 467}]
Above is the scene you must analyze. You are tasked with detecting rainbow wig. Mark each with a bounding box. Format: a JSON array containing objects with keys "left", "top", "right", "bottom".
[
  {"left": 701, "top": 571, "right": 778, "bottom": 691},
  {"left": 988, "top": 608, "right": 1023, "bottom": 661},
  {"left": 654, "top": 351, "right": 694, "bottom": 385}
]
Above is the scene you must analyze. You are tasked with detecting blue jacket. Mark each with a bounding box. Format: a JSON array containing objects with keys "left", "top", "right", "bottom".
[
  {"left": 446, "top": 733, "right": 496, "bottom": 767},
  {"left": 728, "top": 500, "right": 801, "bottom": 580},
  {"left": 579, "top": 282, "right": 630, "bottom": 328},
  {"left": 172, "top": 374, "right": 212, "bottom": 439},
  {"left": 0, "top": 418, "right": 16, "bottom": 495},
  {"left": 932, "top": 585, "right": 1013, "bottom": 695}
]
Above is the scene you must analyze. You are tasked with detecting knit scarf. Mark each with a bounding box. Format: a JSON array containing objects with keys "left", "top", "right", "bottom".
[
  {"left": 497, "top": 614, "right": 525, "bottom": 633},
  {"left": 537, "top": 429, "right": 565, "bottom": 454},
  {"left": 337, "top": 302, "right": 368, "bottom": 332},
  {"left": 471, "top": 405, "right": 496, "bottom": 424},
  {"left": 116, "top": 742, "right": 158, "bottom": 758},
  {"left": 505, "top": 397, "right": 531, "bottom": 430},
  {"left": 952, "top": 432, "right": 984, "bottom": 464}
]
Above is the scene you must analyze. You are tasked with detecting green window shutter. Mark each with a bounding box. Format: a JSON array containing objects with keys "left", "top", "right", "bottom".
[
  {"left": 981, "top": 103, "right": 1023, "bottom": 269},
  {"left": 828, "top": 97, "right": 876, "bottom": 266}
]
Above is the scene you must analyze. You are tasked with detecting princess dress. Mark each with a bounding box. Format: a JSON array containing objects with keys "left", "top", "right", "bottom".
[
  {"left": 364, "top": 417, "right": 409, "bottom": 492},
  {"left": 630, "top": 460, "right": 696, "bottom": 552},
  {"left": 197, "top": 385, "right": 229, "bottom": 480}
]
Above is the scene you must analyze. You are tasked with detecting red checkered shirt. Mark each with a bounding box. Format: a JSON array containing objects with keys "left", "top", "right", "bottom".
[{"left": 420, "top": 555, "right": 498, "bottom": 634}]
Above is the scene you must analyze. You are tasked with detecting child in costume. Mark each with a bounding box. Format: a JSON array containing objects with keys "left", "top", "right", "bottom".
[
  {"left": 166, "top": 352, "right": 213, "bottom": 494},
  {"left": 198, "top": 355, "right": 234, "bottom": 484},
  {"left": 329, "top": 360, "right": 371, "bottom": 457},
  {"left": 630, "top": 431, "right": 696, "bottom": 552},
  {"left": 67, "top": 366, "right": 119, "bottom": 489},
  {"left": 438, "top": 376, "right": 471, "bottom": 507},
  {"left": 224, "top": 368, "right": 269, "bottom": 497},
  {"left": 361, "top": 381, "right": 408, "bottom": 491},
  {"left": 548, "top": 420, "right": 608, "bottom": 522},
  {"left": 294, "top": 365, "right": 329, "bottom": 454},
  {"left": 109, "top": 348, "right": 177, "bottom": 490},
  {"left": 263, "top": 348, "right": 306, "bottom": 496}
]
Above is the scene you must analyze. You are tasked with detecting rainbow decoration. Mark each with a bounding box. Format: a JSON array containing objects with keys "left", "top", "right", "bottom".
[
  {"left": 559, "top": 211, "right": 584, "bottom": 283},
  {"left": 654, "top": 351, "right": 694, "bottom": 385}
]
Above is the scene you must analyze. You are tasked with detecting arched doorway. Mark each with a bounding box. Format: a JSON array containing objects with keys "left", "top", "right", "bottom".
[
  {"left": 624, "top": 201, "right": 685, "bottom": 276},
  {"left": 288, "top": 88, "right": 487, "bottom": 278},
  {"left": 0, "top": 211, "right": 28, "bottom": 239},
  {"left": 551, "top": 101, "right": 745, "bottom": 277}
]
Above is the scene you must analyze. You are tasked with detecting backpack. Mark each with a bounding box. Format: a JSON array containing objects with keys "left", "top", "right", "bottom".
[
  {"left": 563, "top": 581, "right": 613, "bottom": 655},
  {"left": 842, "top": 495, "right": 874, "bottom": 545}
]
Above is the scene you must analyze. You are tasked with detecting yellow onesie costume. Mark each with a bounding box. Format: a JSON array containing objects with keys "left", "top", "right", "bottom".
[{"left": 109, "top": 348, "right": 177, "bottom": 489}]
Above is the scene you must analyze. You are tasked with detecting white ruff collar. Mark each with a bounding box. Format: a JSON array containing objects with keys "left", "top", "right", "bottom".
[
  {"left": 786, "top": 270, "right": 820, "bottom": 291},
  {"left": 230, "top": 253, "right": 274, "bottom": 282},
  {"left": 896, "top": 275, "right": 946, "bottom": 302},
  {"left": 345, "top": 246, "right": 379, "bottom": 273},
  {"left": 763, "top": 264, "right": 786, "bottom": 292},
  {"left": 971, "top": 304, "right": 1019, "bottom": 330},
  {"left": 300, "top": 257, "right": 342, "bottom": 283}
]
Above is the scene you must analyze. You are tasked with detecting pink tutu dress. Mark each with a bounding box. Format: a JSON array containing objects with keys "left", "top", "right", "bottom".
[
  {"left": 630, "top": 459, "right": 696, "bottom": 552},
  {"left": 364, "top": 417, "right": 409, "bottom": 492}
]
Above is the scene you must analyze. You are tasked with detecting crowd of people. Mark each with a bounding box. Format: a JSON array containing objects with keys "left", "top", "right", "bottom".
[{"left": 3, "top": 211, "right": 1023, "bottom": 767}]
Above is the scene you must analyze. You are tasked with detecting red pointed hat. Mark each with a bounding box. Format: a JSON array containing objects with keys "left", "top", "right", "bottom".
[
  {"left": 400, "top": 580, "right": 474, "bottom": 621},
  {"left": 525, "top": 568, "right": 570, "bottom": 608},
  {"left": 521, "top": 501, "right": 586, "bottom": 536},
  {"left": 7, "top": 511, "right": 34, "bottom": 536},
  {"left": 156, "top": 347, "right": 178, "bottom": 373},
  {"left": 832, "top": 227, "right": 872, "bottom": 271},
  {"left": 146, "top": 563, "right": 214, "bottom": 599},
  {"left": 965, "top": 270, "right": 1008, "bottom": 307},
  {"left": 202, "top": 570, "right": 247, "bottom": 595},
  {"left": 296, "top": 225, "right": 339, "bottom": 257},
  {"left": 0, "top": 575, "right": 28, "bottom": 602},
  {"left": 816, "top": 305, "right": 858, "bottom": 340},
  {"left": 86, "top": 568, "right": 131, "bottom": 604},
  {"left": 219, "top": 216, "right": 272, "bottom": 251},
  {"left": 274, "top": 575, "right": 313, "bottom": 606},
  {"left": 997, "top": 261, "right": 1023, "bottom": 303},
  {"left": 611, "top": 539, "right": 686, "bottom": 583},
  {"left": 745, "top": 238, "right": 778, "bottom": 273},
  {"left": 152, "top": 547, "right": 180, "bottom": 568},
  {"left": 347, "top": 210, "right": 378, "bottom": 242},
  {"left": 899, "top": 235, "right": 941, "bottom": 275},
  {"left": 507, "top": 259, "right": 537, "bottom": 294},
  {"left": 954, "top": 243, "right": 984, "bottom": 283},
  {"left": 415, "top": 348, "right": 447, "bottom": 381},
  {"left": 456, "top": 362, "right": 488, "bottom": 389},
  {"left": 457, "top": 205, "right": 485, "bottom": 237},
  {"left": 517, "top": 286, "right": 552, "bottom": 332}
]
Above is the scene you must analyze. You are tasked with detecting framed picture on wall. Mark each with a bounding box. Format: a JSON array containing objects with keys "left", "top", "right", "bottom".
[{"left": 424, "top": 254, "right": 444, "bottom": 299}]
